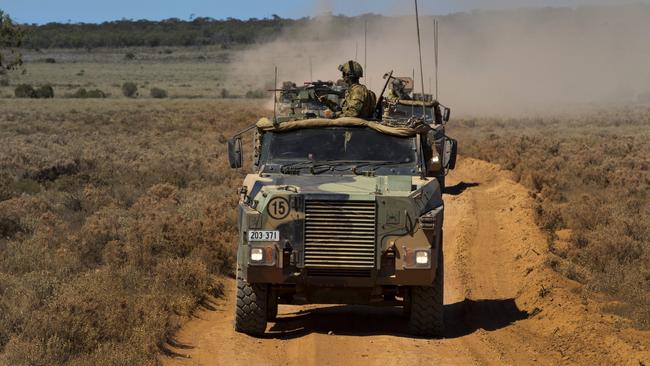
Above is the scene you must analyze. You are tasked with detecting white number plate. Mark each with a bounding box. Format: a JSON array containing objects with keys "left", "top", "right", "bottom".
[{"left": 248, "top": 230, "right": 280, "bottom": 242}]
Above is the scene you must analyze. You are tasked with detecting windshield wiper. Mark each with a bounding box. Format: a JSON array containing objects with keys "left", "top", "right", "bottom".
[
  {"left": 352, "top": 161, "right": 410, "bottom": 176},
  {"left": 279, "top": 161, "right": 313, "bottom": 175},
  {"left": 280, "top": 160, "right": 365, "bottom": 175},
  {"left": 280, "top": 160, "right": 408, "bottom": 176}
]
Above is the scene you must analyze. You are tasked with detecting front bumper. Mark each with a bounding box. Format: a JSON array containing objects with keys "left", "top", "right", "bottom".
[{"left": 245, "top": 261, "right": 437, "bottom": 287}]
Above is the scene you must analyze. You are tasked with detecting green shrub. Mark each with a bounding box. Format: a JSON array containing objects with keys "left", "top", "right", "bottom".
[
  {"left": 121, "top": 82, "right": 138, "bottom": 98},
  {"left": 0, "top": 76, "right": 9, "bottom": 86},
  {"left": 70, "top": 88, "right": 106, "bottom": 98},
  {"left": 220, "top": 88, "right": 229, "bottom": 98},
  {"left": 69, "top": 89, "right": 85, "bottom": 98},
  {"left": 14, "top": 84, "right": 54, "bottom": 98},
  {"left": 35, "top": 85, "right": 54, "bottom": 99},
  {"left": 150, "top": 87, "right": 168, "bottom": 99},
  {"left": 87, "top": 89, "right": 106, "bottom": 98},
  {"left": 44, "top": 58, "right": 56, "bottom": 64},
  {"left": 14, "top": 84, "right": 36, "bottom": 98},
  {"left": 124, "top": 52, "right": 136, "bottom": 60}
]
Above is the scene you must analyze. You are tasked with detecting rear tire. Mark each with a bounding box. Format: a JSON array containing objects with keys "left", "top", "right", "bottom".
[
  {"left": 234, "top": 273, "right": 268, "bottom": 336},
  {"left": 408, "top": 245, "right": 444, "bottom": 338}
]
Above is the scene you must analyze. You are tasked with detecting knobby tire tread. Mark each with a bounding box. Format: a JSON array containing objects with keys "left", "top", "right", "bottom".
[
  {"left": 409, "top": 246, "right": 444, "bottom": 338},
  {"left": 234, "top": 274, "right": 268, "bottom": 336}
]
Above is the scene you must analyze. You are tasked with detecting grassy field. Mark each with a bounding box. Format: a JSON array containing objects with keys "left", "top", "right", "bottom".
[
  {"left": 0, "top": 98, "right": 264, "bottom": 365},
  {"left": 449, "top": 108, "right": 650, "bottom": 328},
  {"left": 0, "top": 46, "right": 264, "bottom": 99},
  {"left": 1, "top": 44, "right": 649, "bottom": 364}
]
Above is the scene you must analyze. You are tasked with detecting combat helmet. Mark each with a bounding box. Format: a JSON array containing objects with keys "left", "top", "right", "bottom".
[{"left": 338, "top": 60, "right": 364, "bottom": 78}]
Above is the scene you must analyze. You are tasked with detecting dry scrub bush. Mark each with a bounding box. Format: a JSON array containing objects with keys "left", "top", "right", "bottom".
[
  {"left": 69, "top": 88, "right": 106, "bottom": 98},
  {"left": 121, "top": 82, "right": 138, "bottom": 98},
  {"left": 0, "top": 99, "right": 264, "bottom": 364},
  {"left": 14, "top": 84, "right": 36, "bottom": 98},
  {"left": 450, "top": 107, "right": 650, "bottom": 329},
  {"left": 14, "top": 84, "right": 54, "bottom": 99},
  {"left": 150, "top": 87, "right": 168, "bottom": 99},
  {"left": 35, "top": 84, "right": 54, "bottom": 98}
]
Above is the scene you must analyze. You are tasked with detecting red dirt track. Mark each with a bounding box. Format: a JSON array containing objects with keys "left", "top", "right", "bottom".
[{"left": 162, "top": 158, "right": 650, "bottom": 366}]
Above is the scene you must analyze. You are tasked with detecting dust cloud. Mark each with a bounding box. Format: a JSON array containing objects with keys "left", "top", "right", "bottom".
[{"left": 227, "top": 2, "right": 650, "bottom": 116}]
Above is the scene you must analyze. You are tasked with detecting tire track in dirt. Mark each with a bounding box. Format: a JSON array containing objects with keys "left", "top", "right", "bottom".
[{"left": 161, "top": 158, "right": 650, "bottom": 366}]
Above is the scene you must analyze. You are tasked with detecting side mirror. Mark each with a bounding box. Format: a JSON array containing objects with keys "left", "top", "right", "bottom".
[
  {"left": 442, "top": 107, "right": 451, "bottom": 123},
  {"left": 227, "top": 138, "right": 243, "bottom": 169},
  {"left": 443, "top": 137, "right": 458, "bottom": 170}
]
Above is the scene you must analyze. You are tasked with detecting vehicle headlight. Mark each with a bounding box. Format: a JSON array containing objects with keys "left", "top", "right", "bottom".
[
  {"left": 404, "top": 248, "right": 432, "bottom": 269},
  {"left": 248, "top": 246, "right": 276, "bottom": 266},
  {"left": 416, "top": 250, "right": 429, "bottom": 265},
  {"left": 250, "top": 248, "right": 264, "bottom": 262}
]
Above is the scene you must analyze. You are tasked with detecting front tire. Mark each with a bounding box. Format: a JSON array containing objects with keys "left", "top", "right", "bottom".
[
  {"left": 234, "top": 273, "right": 268, "bottom": 336},
  {"left": 267, "top": 291, "right": 278, "bottom": 321},
  {"left": 437, "top": 174, "right": 446, "bottom": 193},
  {"left": 408, "top": 245, "right": 444, "bottom": 338}
]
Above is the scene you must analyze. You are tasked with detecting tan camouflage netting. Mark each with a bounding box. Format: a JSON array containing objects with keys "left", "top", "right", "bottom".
[{"left": 255, "top": 117, "right": 430, "bottom": 137}]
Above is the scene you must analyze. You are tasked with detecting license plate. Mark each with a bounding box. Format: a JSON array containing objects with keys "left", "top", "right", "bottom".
[{"left": 247, "top": 230, "right": 280, "bottom": 242}]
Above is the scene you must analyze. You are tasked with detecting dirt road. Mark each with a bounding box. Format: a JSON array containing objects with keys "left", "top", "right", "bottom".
[{"left": 161, "top": 158, "right": 650, "bottom": 366}]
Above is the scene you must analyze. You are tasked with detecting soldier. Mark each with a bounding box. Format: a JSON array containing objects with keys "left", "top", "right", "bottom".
[
  {"left": 320, "top": 60, "right": 376, "bottom": 119},
  {"left": 387, "top": 78, "right": 411, "bottom": 101}
]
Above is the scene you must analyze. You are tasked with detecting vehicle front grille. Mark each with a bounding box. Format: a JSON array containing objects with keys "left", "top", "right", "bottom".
[
  {"left": 304, "top": 200, "right": 376, "bottom": 270},
  {"left": 307, "top": 268, "right": 372, "bottom": 278}
]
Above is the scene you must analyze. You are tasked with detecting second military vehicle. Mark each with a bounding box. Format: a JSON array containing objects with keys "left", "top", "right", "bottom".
[{"left": 227, "top": 74, "right": 457, "bottom": 337}]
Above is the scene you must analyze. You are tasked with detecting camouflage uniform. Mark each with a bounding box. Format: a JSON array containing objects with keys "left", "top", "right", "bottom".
[
  {"left": 325, "top": 60, "right": 376, "bottom": 119},
  {"left": 337, "top": 83, "right": 375, "bottom": 118},
  {"left": 386, "top": 78, "right": 411, "bottom": 102}
]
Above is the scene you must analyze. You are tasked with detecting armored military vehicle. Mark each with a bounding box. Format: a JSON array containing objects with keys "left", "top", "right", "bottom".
[{"left": 227, "top": 74, "right": 457, "bottom": 337}]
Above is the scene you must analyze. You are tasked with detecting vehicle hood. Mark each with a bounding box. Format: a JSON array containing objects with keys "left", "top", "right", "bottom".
[
  {"left": 242, "top": 173, "right": 439, "bottom": 201},
  {"left": 240, "top": 174, "right": 443, "bottom": 223}
]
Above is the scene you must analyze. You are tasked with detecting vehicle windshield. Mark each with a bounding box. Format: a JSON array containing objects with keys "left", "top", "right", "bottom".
[
  {"left": 262, "top": 127, "right": 417, "bottom": 164},
  {"left": 391, "top": 105, "right": 433, "bottom": 121}
]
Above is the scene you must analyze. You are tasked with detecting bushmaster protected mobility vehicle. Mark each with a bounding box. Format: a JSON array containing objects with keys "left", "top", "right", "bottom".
[{"left": 227, "top": 79, "right": 457, "bottom": 337}]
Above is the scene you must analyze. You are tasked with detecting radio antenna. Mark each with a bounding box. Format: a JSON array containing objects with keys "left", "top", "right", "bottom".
[
  {"left": 414, "top": 0, "right": 426, "bottom": 117},
  {"left": 412, "top": 68, "right": 416, "bottom": 115},
  {"left": 364, "top": 19, "right": 368, "bottom": 79},
  {"left": 434, "top": 18, "right": 439, "bottom": 100},
  {"left": 309, "top": 56, "right": 313, "bottom": 82},
  {"left": 273, "top": 66, "right": 278, "bottom": 125},
  {"left": 355, "top": 41, "right": 358, "bottom": 62}
]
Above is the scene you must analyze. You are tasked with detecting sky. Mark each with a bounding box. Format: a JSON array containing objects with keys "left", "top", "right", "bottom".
[{"left": 2, "top": 0, "right": 649, "bottom": 24}]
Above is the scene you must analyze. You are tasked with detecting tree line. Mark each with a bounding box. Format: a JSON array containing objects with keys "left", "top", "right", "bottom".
[
  {"left": 21, "top": 16, "right": 301, "bottom": 49},
  {"left": 0, "top": 10, "right": 25, "bottom": 72},
  {"left": 13, "top": 12, "right": 390, "bottom": 50}
]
